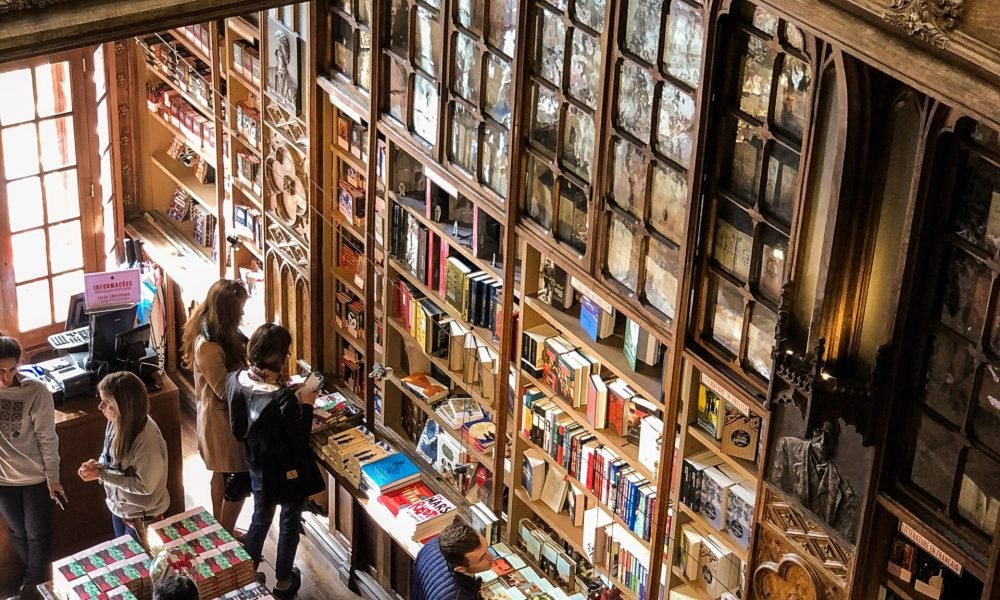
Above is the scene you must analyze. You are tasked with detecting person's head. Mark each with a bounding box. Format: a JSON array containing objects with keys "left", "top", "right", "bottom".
[
  {"left": 275, "top": 32, "right": 290, "bottom": 68},
  {"left": 810, "top": 420, "right": 840, "bottom": 461},
  {"left": 247, "top": 323, "right": 293, "bottom": 374},
  {"left": 0, "top": 335, "right": 22, "bottom": 389},
  {"left": 97, "top": 371, "right": 150, "bottom": 460},
  {"left": 181, "top": 279, "right": 249, "bottom": 370},
  {"left": 438, "top": 519, "right": 492, "bottom": 575},
  {"left": 153, "top": 574, "right": 198, "bottom": 600}
]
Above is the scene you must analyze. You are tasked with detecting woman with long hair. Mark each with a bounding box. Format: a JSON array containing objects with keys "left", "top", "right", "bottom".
[
  {"left": 181, "top": 279, "right": 250, "bottom": 533},
  {"left": 227, "top": 324, "right": 324, "bottom": 597},
  {"left": 78, "top": 372, "right": 169, "bottom": 540}
]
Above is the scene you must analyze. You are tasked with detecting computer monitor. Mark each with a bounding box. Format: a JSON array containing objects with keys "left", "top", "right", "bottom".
[
  {"left": 65, "top": 293, "right": 88, "bottom": 330},
  {"left": 114, "top": 323, "right": 151, "bottom": 361},
  {"left": 89, "top": 305, "right": 138, "bottom": 364}
]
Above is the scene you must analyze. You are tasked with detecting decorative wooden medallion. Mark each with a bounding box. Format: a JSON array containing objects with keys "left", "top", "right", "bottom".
[{"left": 754, "top": 554, "right": 822, "bottom": 600}]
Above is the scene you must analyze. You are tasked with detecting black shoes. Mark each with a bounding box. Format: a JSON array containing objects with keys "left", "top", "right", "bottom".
[{"left": 272, "top": 567, "right": 301, "bottom": 598}]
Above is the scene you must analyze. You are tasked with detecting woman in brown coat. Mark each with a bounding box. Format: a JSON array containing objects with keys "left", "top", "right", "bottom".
[{"left": 181, "top": 279, "right": 250, "bottom": 533}]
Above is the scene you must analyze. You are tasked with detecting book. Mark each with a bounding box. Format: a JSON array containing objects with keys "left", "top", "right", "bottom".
[
  {"left": 678, "top": 523, "right": 706, "bottom": 581},
  {"left": 579, "top": 295, "right": 613, "bottom": 341},
  {"left": 541, "top": 260, "right": 574, "bottom": 309},
  {"left": 637, "top": 415, "right": 663, "bottom": 477},
  {"left": 360, "top": 453, "right": 421, "bottom": 496},
  {"left": 697, "top": 384, "right": 723, "bottom": 439},
  {"left": 623, "top": 318, "right": 661, "bottom": 370},
  {"left": 606, "top": 379, "right": 635, "bottom": 437},
  {"left": 700, "top": 467, "right": 738, "bottom": 530},
  {"left": 721, "top": 406, "right": 762, "bottom": 462},
  {"left": 448, "top": 320, "right": 470, "bottom": 371},
  {"left": 377, "top": 482, "right": 435, "bottom": 516},
  {"left": 702, "top": 535, "right": 740, "bottom": 597},
  {"left": 566, "top": 485, "right": 586, "bottom": 527},
  {"left": 521, "top": 324, "right": 559, "bottom": 377},
  {"left": 725, "top": 482, "right": 755, "bottom": 548},
  {"left": 522, "top": 448, "right": 547, "bottom": 500},
  {"left": 397, "top": 494, "right": 457, "bottom": 541},
  {"left": 625, "top": 396, "right": 660, "bottom": 445},
  {"left": 470, "top": 502, "right": 501, "bottom": 544},
  {"left": 680, "top": 450, "right": 723, "bottom": 511},
  {"left": 401, "top": 372, "right": 449, "bottom": 403},
  {"left": 912, "top": 550, "right": 944, "bottom": 599},
  {"left": 585, "top": 375, "right": 609, "bottom": 429},
  {"left": 540, "top": 464, "right": 570, "bottom": 513},
  {"left": 887, "top": 536, "right": 915, "bottom": 583}
]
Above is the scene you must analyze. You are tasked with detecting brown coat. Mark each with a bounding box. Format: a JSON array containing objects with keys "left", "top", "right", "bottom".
[{"left": 193, "top": 336, "right": 247, "bottom": 473}]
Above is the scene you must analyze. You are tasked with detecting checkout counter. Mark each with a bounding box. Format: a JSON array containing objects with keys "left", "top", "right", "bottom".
[{"left": 0, "top": 373, "right": 184, "bottom": 590}]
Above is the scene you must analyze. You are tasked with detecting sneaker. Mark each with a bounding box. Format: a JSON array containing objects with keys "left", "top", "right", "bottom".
[
  {"left": 255, "top": 571, "right": 267, "bottom": 587},
  {"left": 272, "top": 567, "right": 301, "bottom": 598}
]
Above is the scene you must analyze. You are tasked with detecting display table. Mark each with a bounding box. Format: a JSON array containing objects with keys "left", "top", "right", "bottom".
[{"left": 0, "top": 373, "right": 183, "bottom": 590}]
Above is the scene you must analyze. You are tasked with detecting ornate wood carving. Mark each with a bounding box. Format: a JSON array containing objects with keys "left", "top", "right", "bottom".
[
  {"left": 754, "top": 525, "right": 847, "bottom": 600},
  {"left": 881, "top": 0, "right": 965, "bottom": 48},
  {"left": 265, "top": 137, "right": 309, "bottom": 240},
  {"left": 754, "top": 554, "right": 822, "bottom": 600},
  {"left": 760, "top": 487, "right": 852, "bottom": 584},
  {"left": 0, "top": 0, "right": 69, "bottom": 13},
  {"left": 111, "top": 40, "right": 139, "bottom": 212}
]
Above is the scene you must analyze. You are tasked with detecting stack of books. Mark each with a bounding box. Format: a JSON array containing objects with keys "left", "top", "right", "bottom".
[
  {"left": 146, "top": 508, "right": 256, "bottom": 598},
  {"left": 677, "top": 522, "right": 741, "bottom": 597},
  {"left": 377, "top": 481, "right": 435, "bottom": 515},
  {"left": 52, "top": 535, "right": 151, "bottom": 600},
  {"left": 397, "top": 494, "right": 458, "bottom": 542},
  {"left": 310, "top": 391, "right": 365, "bottom": 434},
  {"left": 360, "top": 452, "right": 422, "bottom": 497},
  {"left": 462, "top": 418, "right": 496, "bottom": 454},
  {"left": 469, "top": 501, "right": 501, "bottom": 544},
  {"left": 219, "top": 581, "right": 276, "bottom": 599}
]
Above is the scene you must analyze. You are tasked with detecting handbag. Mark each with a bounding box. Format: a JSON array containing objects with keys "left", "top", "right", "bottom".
[{"left": 223, "top": 471, "right": 252, "bottom": 502}]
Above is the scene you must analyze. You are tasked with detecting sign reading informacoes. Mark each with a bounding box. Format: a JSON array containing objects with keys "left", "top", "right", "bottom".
[{"left": 83, "top": 269, "right": 141, "bottom": 312}]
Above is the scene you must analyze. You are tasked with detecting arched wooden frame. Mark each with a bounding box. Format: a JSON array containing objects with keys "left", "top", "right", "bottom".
[{"left": 753, "top": 553, "right": 824, "bottom": 600}]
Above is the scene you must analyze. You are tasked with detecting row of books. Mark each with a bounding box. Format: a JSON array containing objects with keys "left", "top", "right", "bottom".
[
  {"left": 389, "top": 203, "right": 504, "bottom": 334},
  {"left": 235, "top": 101, "right": 261, "bottom": 148},
  {"left": 231, "top": 40, "right": 262, "bottom": 87},
  {"left": 235, "top": 150, "right": 262, "bottom": 196},
  {"left": 191, "top": 203, "right": 218, "bottom": 251},
  {"left": 141, "top": 35, "right": 213, "bottom": 110},
  {"left": 398, "top": 282, "right": 500, "bottom": 404},
  {"left": 336, "top": 114, "right": 369, "bottom": 163},
  {"left": 482, "top": 540, "right": 589, "bottom": 600},
  {"left": 165, "top": 137, "right": 215, "bottom": 185},
  {"left": 594, "top": 524, "right": 655, "bottom": 600},
  {"left": 414, "top": 413, "right": 495, "bottom": 498},
  {"left": 677, "top": 522, "right": 743, "bottom": 599},
  {"left": 402, "top": 374, "right": 497, "bottom": 455},
  {"left": 53, "top": 535, "right": 150, "bottom": 600},
  {"left": 176, "top": 24, "right": 212, "bottom": 60},
  {"left": 338, "top": 177, "right": 366, "bottom": 229},
  {"left": 679, "top": 450, "right": 756, "bottom": 549},
  {"left": 232, "top": 203, "right": 263, "bottom": 250},
  {"left": 517, "top": 519, "right": 588, "bottom": 592},
  {"left": 886, "top": 532, "right": 949, "bottom": 599},
  {"left": 334, "top": 290, "right": 364, "bottom": 341},
  {"left": 146, "top": 82, "right": 217, "bottom": 153}
]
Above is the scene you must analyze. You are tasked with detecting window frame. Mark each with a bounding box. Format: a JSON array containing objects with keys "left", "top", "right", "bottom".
[{"left": 0, "top": 48, "right": 114, "bottom": 347}]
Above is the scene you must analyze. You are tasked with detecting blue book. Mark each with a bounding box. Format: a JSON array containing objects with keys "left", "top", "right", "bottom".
[
  {"left": 579, "top": 295, "right": 601, "bottom": 341},
  {"left": 360, "top": 452, "right": 421, "bottom": 495}
]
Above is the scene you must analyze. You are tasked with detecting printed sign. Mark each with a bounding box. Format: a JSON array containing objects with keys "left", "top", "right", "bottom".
[
  {"left": 701, "top": 371, "right": 751, "bottom": 416},
  {"left": 83, "top": 269, "right": 141, "bottom": 312},
  {"left": 899, "top": 521, "right": 963, "bottom": 575}
]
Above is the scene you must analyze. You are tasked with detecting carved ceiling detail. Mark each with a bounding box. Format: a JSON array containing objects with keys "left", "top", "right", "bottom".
[
  {"left": 0, "top": 0, "right": 69, "bottom": 13},
  {"left": 882, "top": 0, "right": 965, "bottom": 48}
]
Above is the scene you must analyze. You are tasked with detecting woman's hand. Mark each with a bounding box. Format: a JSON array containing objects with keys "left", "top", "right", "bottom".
[
  {"left": 78, "top": 459, "right": 103, "bottom": 482},
  {"left": 296, "top": 388, "right": 318, "bottom": 406}
]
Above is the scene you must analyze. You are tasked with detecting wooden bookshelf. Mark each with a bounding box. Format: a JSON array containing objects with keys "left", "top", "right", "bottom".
[
  {"left": 513, "top": 488, "right": 587, "bottom": 557},
  {"left": 676, "top": 503, "right": 748, "bottom": 563},
  {"left": 150, "top": 151, "right": 217, "bottom": 214}
]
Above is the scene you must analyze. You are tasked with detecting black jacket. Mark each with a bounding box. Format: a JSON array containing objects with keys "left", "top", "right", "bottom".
[
  {"left": 226, "top": 371, "right": 324, "bottom": 505},
  {"left": 411, "top": 539, "right": 482, "bottom": 600}
]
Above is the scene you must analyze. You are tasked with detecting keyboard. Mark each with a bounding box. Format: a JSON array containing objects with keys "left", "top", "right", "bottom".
[{"left": 48, "top": 327, "right": 90, "bottom": 350}]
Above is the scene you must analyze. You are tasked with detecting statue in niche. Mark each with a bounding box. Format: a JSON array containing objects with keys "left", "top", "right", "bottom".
[{"left": 771, "top": 420, "right": 858, "bottom": 541}]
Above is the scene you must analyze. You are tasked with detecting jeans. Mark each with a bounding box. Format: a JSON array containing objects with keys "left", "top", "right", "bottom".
[
  {"left": 111, "top": 514, "right": 138, "bottom": 541},
  {"left": 244, "top": 470, "right": 304, "bottom": 581},
  {"left": 0, "top": 483, "right": 52, "bottom": 587}
]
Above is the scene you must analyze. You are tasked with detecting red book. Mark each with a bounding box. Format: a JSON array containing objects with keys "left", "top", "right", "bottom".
[
  {"left": 377, "top": 481, "right": 434, "bottom": 516},
  {"left": 607, "top": 388, "right": 628, "bottom": 438}
]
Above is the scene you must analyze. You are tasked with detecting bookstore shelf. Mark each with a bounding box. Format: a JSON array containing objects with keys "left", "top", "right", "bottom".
[
  {"left": 513, "top": 488, "right": 586, "bottom": 557},
  {"left": 388, "top": 258, "right": 501, "bottom": 354},
  {"left": 392, "top": 193, "right": 509, "bottom": 282},
  {"left": 150, "top": 151, "right": 217, "bottom": 214},
  {"left": 385, "top": 373, "right": 496, "bottom": 471},
  {"left": 335, "top": 214, "right": 367, "bottom": 247},
  {"left": 232, "top": 179, "right": 262, "bottom": 208},
  {"left": 167, "top": 28, "right": 213, "bottom": 65},
  {"left": 147, "top": 109, "right": 218, "bottom": 169},
  {"left": 235, "top": 238, "right": 263, "bottom": 261},
  {"left": 683, "top": 349, "right": 768, "bottom": 417},
  {"left": 520, "top": 371, "right": 655, "bottom": 483},
  {"left": 146, "top": 65, "right": 214, "bottom": 120},
  {"left": 685, "top": 426, "right": 758, "bottom": 484},
  {"left": 523, "top": 296, "right": 664, "bottom": 406},
  {"left": 518, "top": 435, "right": 653, "bottom": 551},
  {"left": 331, "top": 265, "right": 365, "bottom": 297},
  {"left": 386, "top": 317, "right": 496, "bottom": 414},
  {"left": 227, "top": 16, "right": 260, "bottom": 43},
  {"left": 125, "top": 215, "right": 217, "bottom": 301},
  {"left": 677, "top": 503, "right": 748, "bottom": 563},
  {"left": 669, "top": 566, "right": 713, "bottom": 600},
  {"left": 228, "top": 68, "right": 260, "bottom": 96},
  {"left": 330, "top": 142, "right": 368, "bottom": 174},
  {"left": 318, "top": 76, "right": 369, "bottom": 126},
  {"left": 333, "top": 322, "right": 365, "bottom": 353},
  {"left": 595, "top": 566, "right": 640, "bottom": 600},
  {"left": 234, "top": 132, "right": 262, "bottom": 156}
]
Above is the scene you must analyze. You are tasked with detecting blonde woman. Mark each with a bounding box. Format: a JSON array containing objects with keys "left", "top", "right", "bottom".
[
  {"left": 78, "top": 372, "right": 169, "bottom": 540},
  {"left": 181, "top": 279, "right": 250, "bottom": 533}
]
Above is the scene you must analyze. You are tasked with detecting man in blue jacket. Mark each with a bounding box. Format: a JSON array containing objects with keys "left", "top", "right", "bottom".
[{"left": 411, "top": 519, "right": 494, "bottom": 600}]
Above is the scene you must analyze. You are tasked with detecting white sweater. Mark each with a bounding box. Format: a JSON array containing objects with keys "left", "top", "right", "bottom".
[{"left": 0, "top": 376, "right": 60, "bottom": 486}]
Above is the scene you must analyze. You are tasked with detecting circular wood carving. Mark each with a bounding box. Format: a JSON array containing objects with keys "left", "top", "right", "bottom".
[
  {"left": 265, "top": 143, "right": 306, "bottom": 225},
  {"left": 754, "top": 554, "right": 822, "bottom": 600}
]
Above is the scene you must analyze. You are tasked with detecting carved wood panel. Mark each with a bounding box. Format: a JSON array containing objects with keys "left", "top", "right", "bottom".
[{"left": 754, "top": 525, "right": 847, "bottom": 600}]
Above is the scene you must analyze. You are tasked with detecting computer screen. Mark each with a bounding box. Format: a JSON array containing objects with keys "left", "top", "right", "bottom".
[
  {"left": 65, "top": 293, "right": 88, "bottom": 330},
  {"left": 89, "top": 305, "right": 138, "bottom": 363},
  {"left": 114, "top": 323, "right": 151, "bottom": 361}
]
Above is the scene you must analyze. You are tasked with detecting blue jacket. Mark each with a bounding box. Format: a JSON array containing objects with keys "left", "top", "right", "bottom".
[{"left": 411, "top": 539, "right": 482, "bottom": 600}]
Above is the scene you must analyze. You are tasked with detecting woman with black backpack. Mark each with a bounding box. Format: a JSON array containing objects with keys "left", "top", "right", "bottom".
[{"left": 226, "top": 323, "right": 324, "bottom": 598}]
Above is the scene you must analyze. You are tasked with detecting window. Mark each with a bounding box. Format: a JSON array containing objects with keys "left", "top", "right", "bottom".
[
  {"left": 326, "top": 0, "right": 373, "bottom": 93},
  {"left": 902, "top": 121, "right": 1000, "bottom": 551},
  {"left": 383, "top": 0, "right": 443, "bottom": 149},
  {"left": 445, "top": 0, "right": 518, "bottom": 201},
  {"left": 696, "top": 3, "right": 812, "bottom": 383},
  {"left": 524, "top": 0, "right": 608, "bottom": 257},
  {"left": 0, "top": 49, "right": 114, "bottom": 345},
  {"left": 602, "top": 0, "right": 705, "bottom": 324}
]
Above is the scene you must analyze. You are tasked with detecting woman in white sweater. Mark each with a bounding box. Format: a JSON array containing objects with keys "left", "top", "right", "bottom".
[{"left": 78, "top": 371, "right": 170, "bottom": 539}]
